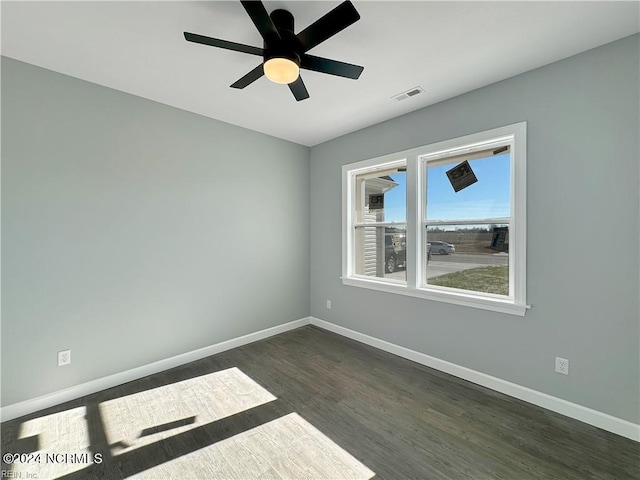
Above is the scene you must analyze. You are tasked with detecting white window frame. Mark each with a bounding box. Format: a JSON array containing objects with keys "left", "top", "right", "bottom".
[{"left": 342, "top": 122, "right": 528, "bottom": 316}]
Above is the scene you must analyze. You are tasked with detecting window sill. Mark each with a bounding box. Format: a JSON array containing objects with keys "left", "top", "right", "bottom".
[{"left": 341, "top": 276, "right": 528, "bottom": 316}]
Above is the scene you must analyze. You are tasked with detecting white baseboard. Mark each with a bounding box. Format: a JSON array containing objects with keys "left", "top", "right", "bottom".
[
  {"left": 4, "top": 315, "right": 638, "bottom": 442},
  {"left": 310, "top": 317, "right": 640, "bottom": 442},
  {"left": 1, "top": 317, "right": 311, "bottom": 422}
]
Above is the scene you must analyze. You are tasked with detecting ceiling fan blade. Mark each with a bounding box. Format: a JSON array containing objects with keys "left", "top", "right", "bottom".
[
  {"left": 296, "top": 1, "right": 360, "bottom": 52},
  {"left": 230, "top": 64, "right": 265, "bottom": 89},
  {"left": 240, "top": 1, "right": 281, "bottom": 44},
  {"left": 300, "top": 54, "right": 363, "bottom": 79},
  {"left": 288, "top": 76, "right": 310, "bottom": 101},
  {"left": 184, "top": 32, "right": 263, "bottom": 56}
]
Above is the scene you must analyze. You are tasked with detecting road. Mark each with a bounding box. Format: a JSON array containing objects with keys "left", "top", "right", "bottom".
[
  {"left": 387, "top": 253, "right": 507, "bottom": 281},
  {"left": 434, "top": 252, "right": 508, "bottom": 265}
]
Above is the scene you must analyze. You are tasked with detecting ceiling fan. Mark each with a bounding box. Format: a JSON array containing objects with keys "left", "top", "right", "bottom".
[{"left": 184, "top": 1, "right": 364, "bottom": 101}]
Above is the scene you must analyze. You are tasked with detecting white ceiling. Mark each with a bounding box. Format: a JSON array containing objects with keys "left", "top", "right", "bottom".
[{"left": 2, "top": 1, "right": 639, "bottom": 146}]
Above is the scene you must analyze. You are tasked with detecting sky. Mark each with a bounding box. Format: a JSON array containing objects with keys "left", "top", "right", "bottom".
[{"left": 383, "top": 154, "right": 510, "bottom": 224}]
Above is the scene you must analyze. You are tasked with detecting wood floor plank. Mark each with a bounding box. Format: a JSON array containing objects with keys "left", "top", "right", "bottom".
[{"left": 2, "top": 325, "right": 639, "bottom": 479}]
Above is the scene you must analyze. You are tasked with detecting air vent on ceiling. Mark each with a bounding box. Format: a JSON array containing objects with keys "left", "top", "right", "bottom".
[{"left": 392, "top": 86, "right": 424, "bottom": 102}]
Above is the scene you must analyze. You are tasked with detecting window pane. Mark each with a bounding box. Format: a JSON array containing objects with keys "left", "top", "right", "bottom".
[
  {"left": 426, "top": 154, "right": 510, "bottom": 221},
  {"left": 426, "top": 224, "right": 509, "bottom": 296},
  {"left": 356, "top": 169, "right": 406, "bottom": 223},
  {"left": 354, "top": 226, "right": 407, "bottom": 282}
]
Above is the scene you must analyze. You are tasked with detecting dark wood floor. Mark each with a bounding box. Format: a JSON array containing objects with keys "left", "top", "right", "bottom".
[{"left": 2, "top": 325, "right": 639, "bottom": 479}]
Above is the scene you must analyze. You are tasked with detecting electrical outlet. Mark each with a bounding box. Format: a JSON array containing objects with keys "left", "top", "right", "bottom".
[
  {"left": 58, "top": 349, "right": 71, "bottom": 366},
  {"left": 555, "top": 357, "right": 569, "bottom": 375},
  {"left": 326, "top": 300, "right": 332, "bottom": 309}
]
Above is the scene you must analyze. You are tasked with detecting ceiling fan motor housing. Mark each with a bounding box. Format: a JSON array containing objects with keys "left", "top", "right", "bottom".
[{"left": 265, "top": 9, "right": 300, "bottom": 65}]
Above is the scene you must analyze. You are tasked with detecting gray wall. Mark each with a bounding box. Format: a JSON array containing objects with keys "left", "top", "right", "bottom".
[
  {"left": 310, "top": 35, "right": 640, "bottom": 423},
  {"left": 1, "top": 57, "right": 310, "bottom": 406}
]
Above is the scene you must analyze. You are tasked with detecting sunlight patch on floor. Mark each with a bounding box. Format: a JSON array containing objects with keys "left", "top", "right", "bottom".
[
  {"left": 131, "top": 412, "right": 376, "bottom": 480},
  {"left": 15, "top": 406, "right": 94, "bottom": 479},
  {"left": 99, "top": 367, "right": 277, "bottom": 456},
  {"left": 9, "top": 367, "right": 375, "bottom": 479}
]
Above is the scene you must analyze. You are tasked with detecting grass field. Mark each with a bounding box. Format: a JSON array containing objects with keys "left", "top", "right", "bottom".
[
  {"left": 442, "top": 241, "right": 507, "bottom": 255},
  {"left": 429, "top": 265, "right": 508, "bottom": 295}
]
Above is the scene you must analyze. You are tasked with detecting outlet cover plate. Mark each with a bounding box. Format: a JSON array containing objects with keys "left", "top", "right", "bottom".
[
  {"left": 555, "top": 357, "right": 569, "bottom": 375},
  {"left": 58, "top": 349, "right": 71, "bottom": 366}
]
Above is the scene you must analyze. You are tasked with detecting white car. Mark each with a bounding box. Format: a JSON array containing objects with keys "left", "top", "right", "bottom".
[{"left": 428, "top": 241, "right": 455, "bottom": 255}]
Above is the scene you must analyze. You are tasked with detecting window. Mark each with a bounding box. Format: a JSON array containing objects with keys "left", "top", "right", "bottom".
[
  {"left": 352, "top": 161, "right": 407, "bottom": 282},
  {"left": 342, "top": 123, "right": 527, "bottom": 315}
]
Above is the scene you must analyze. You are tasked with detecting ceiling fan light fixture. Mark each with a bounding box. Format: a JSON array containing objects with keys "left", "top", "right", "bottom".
[
  {"left": 263, "top": 57, "right": 300, "bottom": 84},
  {"left": 184, "top": 0, "right": 364, "bottom": 100}
]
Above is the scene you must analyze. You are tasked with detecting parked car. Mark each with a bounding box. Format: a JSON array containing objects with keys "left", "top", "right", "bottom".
[
  {"left": 385, "top": 233, "right": 406, "bottom": 273},
  {"left": 428, "top": 241, "right": 455, "bottom": 255}
]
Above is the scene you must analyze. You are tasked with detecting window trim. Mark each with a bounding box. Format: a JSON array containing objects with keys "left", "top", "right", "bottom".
[{"left": 342, "top": 122, "right": 528, "bottom": 316}]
